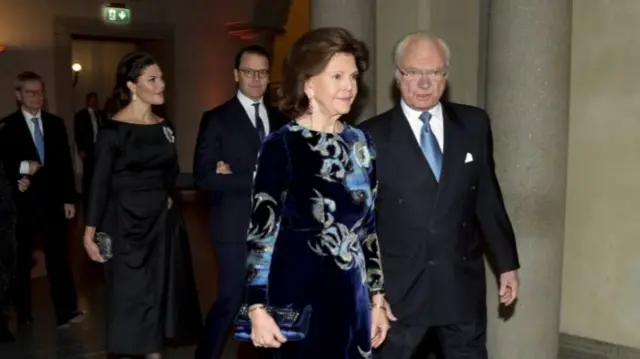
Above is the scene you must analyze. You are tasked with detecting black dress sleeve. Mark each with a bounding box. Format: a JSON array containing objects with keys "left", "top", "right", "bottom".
[{"left": 86, "top": 126, "right": 119, "bottom": 227}]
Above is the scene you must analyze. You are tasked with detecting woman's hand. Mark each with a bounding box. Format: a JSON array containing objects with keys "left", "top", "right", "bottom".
[
  {"left": 83, "top": 227, "right": 105, "bottom": 263},
  {"left": 249, "top": 306, "right": 287, "bottom": 348},
  {"left": 371, "top": 294, "right": 393, "bottom": 348}
]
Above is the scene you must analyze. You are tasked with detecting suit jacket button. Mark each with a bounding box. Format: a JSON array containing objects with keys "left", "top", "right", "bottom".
[
  {"left": 462, "top": 256, "right": 467, "bottom": 261},
  {"left": 461, "top": 222, "right": 467, "bottom": 228},
  {"left": 471, "top": 185, "right": 477, "bottom": 191},
  {"left": 397, "top": 198, "right": 404, "bottom": 204},
  {"left": 427, "top": 260, "right": 435, "bottom": 266}
]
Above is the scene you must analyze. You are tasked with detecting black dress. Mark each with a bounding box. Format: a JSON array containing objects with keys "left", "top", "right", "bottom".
[
  {"left": 0, "top": 160, "right": 16, "bottom": 318},
  {"left": 86, "top": 120, "right": 202, "bottom": 355}
]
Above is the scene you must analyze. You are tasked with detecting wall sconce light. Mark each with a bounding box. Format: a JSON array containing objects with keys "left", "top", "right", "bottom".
[
  {"left": 0, "top": 45, "right": 6, "bottom": 53},
  {"left": 72, "top": 63, "right": 82, "bottom": 87}
]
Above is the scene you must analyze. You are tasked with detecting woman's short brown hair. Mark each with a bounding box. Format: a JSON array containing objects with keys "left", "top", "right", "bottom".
[{"left": 279, "top": 27, "right": 369, "bottom": 119}]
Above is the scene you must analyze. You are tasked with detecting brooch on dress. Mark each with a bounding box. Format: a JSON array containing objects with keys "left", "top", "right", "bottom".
[
  {"left": 352, "top": 142, "right": 372, "bottom": 169},
  {"left": 162, "top": 126, "right": 175, "bottom": 143}
]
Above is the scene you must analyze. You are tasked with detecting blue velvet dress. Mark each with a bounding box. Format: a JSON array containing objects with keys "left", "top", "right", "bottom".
[{"left": 245, "top": 122, "right": 384, "bottom": 359}]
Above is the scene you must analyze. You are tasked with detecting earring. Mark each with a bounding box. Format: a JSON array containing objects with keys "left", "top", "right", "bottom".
[
  {"left": 132, "top": 93, "right": 137, "bottom": 101},
  {"left": 306, "top": 99, "right": 314, "bottom": 114}
]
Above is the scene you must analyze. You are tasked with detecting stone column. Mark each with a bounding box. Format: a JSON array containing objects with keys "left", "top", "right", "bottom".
[
  {"left": 484, "top": 1, "right": 572, "bottom": 358},
  {"left": 310, "top": 0, "right": 376, "bottom": 122}
]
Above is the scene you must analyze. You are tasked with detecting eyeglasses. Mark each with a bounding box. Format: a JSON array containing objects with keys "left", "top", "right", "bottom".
[
  {"left": 398, "top": 68, "right": 447, "bottom": 82},
  {"left": 238, "top": 68, "right": 270, "bottom": 79},
  {"left": 21, "top": 89, "right": 44, "bottom": 97}
]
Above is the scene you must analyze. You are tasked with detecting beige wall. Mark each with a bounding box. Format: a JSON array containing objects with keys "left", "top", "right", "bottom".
[
  {"left": 272, "top": 0, "right": 309, "bottom": 84},
  {"left": 561, "top": 0, "right": 640, "bottom": 349},
  {"left": 375, "top": 0, "right": 484, "bottom": 113},
  {"left": 0, "top": 0, "right": 249, "bottom": 171}
]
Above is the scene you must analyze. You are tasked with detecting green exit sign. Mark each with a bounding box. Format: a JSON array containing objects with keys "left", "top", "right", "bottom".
[{"left": 103, "top": 6, "right": 131, "bottom": 24}]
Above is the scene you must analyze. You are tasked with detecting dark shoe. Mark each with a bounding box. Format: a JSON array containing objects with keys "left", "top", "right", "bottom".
[
  {"left": 57, "top": 311, "right": 85, "bottom": 329},
  {"left": 0, "top": 322, "right": 14, "bottom": 343}
]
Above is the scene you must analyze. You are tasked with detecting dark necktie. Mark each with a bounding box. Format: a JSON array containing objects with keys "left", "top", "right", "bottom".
[
  {"left": 252, "top": 103, "right": 265, "bottom": 142},
  {"left": 419, "top": 112, "right": 442, "bottom": 181}
]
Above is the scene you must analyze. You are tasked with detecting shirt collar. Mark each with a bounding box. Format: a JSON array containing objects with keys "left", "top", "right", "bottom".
[
  {"left": 22, "top": 108, "right": 42, "bottom": 121},
  {"left": 236, "top": 90, "right": 263, "bottom": 108},
  {"left": 400, "top": 100, "right": 443, "bottom": 122}
]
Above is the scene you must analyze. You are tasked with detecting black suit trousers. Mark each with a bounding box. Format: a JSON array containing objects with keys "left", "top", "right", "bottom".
[
  {"left": 13, "top": 201, "right": 78, "bottom": 324},
  {"left": 375, "top": 318, "right": 488, "bottom": 359},
  {"left": 194, "top": 239, "right": 247, "bottom": 359}
]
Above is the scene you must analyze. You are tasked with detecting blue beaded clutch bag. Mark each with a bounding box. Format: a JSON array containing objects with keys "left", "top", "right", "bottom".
[{"left": 234, "top": 304, "right": 312, "bottom": 342}]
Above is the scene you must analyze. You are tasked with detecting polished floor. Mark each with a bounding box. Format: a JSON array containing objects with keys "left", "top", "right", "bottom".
[
  {"left": 0, "top": 199, "right": 577, "bottom": 359},
  {"left": 0, "top": 199, "right": 246, "bottom": 359}
]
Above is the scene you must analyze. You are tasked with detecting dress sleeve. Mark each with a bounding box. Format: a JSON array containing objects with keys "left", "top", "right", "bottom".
[
  {"left": 164, "top": 122, "right": 180, "bottom": 189},
  {"left": 245, "top": 133, "right": 290, "bottom": 306},
  {"left": 361, "top": 132, "right": 384, "bottom": 296},
  {"left": 86, "top": 127, "right": 119, "bottom": 228}
]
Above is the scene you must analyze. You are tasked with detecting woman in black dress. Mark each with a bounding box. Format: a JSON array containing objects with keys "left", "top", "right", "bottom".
[{"left": 83, "top": 52, "right": 202, "bottom": 358}]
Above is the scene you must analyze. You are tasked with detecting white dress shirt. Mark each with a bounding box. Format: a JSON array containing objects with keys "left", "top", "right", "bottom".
[
  {"left": 400, "top": 100, "right": 444, "bottom": 152},
  {"left": 236, "top": 90, "right": 270, "bottom": 135},
  {"left": 19, "top": 109, "right": 44, "bottom": 175}
]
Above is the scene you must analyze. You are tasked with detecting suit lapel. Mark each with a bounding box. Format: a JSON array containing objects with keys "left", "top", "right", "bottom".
[
  {"left": 14, "top": 111, "right": 40, "bottom": 160},
  {"left": 41, "top": 112, "right": 55, "bottom": 160},
  {"left": 388, "top": 106, "right": 438, "bottom": 188},
  {"left": 231, "top": 98, "right": 260, "bottom": 151},
  {"left": 433, "top": 103, "right": 466, "bottom": 208}
]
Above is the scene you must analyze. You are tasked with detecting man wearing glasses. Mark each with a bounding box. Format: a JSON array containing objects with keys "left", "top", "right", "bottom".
[
  {"left": 0, "top": 71, "right": 83, "bottom": 330},
  {"left": 193, "top": 45, "right": 288, "bottom": 359},
  {"left": 360, "top": 33, "right": 520, "bottom": 359}
]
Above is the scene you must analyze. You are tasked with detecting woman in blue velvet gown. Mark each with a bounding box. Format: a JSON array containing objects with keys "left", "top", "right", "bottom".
[{"left": 244, "top": 28, "right": 391, "bottom": 359}]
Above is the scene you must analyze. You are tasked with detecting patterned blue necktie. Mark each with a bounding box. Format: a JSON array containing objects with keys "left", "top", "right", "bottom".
[
  {"left": 31, "top": 117, "right": 45, "bottom": 163},
  {"left": 419, "top": 112, "right": 442, "bottom": 181}
]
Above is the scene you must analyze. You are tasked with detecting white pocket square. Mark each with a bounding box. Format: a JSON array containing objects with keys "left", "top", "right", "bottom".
[{"left": 464, "top": 153, "right": 474, "bottom": 163}]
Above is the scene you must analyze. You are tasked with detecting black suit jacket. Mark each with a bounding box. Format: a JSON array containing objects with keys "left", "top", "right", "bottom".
[
  {"left": 0, "top": 110, "right": 76, "bottom": 211},
  {"left": 359, "top": 102, "right": 519, "bottom": 326},
  {"left": 74, "top": 108, "right": 104, "bottom": 160},
  {"left": 193, "top": 97, "right": 289, "bottom": 243}
]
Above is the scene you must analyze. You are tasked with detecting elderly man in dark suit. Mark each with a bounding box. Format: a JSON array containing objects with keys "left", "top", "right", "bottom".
[
  {"left": 0, "top": 71, "right": 83, "bottom": 329},
  {"left": 360, "top": 32, "right": 520, "bottom": 359}
]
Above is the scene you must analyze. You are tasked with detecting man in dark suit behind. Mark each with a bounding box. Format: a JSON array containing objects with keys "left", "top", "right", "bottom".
[
  {"left": 193, "top": 45, "right": 288, "bottom": 359},
  {"left": 0, "top": 71, "right": 83, "bottom": 328},
  {"left": 74, "top": 92, "right": 104, "bottom": 210},
  {"left": 360, "top": 32, "right": 520, "bottom": 359}
]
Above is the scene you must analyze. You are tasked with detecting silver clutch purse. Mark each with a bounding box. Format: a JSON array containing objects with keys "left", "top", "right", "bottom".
[{"left": 95, "top": 232, "right": 113, "bottom": 261}]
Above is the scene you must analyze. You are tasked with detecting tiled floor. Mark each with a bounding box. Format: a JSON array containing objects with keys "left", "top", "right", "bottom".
[{"left": 0, "top": 200, "right": 242, "bottom": 359}]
